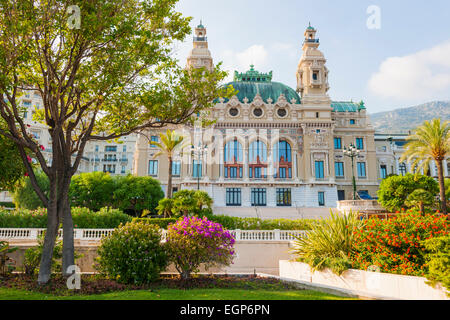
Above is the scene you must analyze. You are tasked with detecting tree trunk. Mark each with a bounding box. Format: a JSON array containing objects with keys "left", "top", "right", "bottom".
[
  {"left": 167, "top": 157, "right": 173, "bottom": 199},
  {"left": 37, "top": 189, "right": 60, "bottom": 285},
  {"left": 62, "top": 195, "right": 74, "bottom": 277},
  {"left": 436, "top": 160, "right": 447, "bottom": 215}
]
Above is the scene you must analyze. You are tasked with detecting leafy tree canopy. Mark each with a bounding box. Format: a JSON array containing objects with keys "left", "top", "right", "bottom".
[{"left": 377, "top": 174, "right": 439, "bottom": 212}]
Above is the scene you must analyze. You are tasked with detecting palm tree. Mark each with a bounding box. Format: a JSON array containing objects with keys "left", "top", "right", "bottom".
[
  {"left": 150, "top": 130, "right": 186, "bottom": 199},
  {"left": 401, "top": 119, "right": 450, "bottom": 215}
]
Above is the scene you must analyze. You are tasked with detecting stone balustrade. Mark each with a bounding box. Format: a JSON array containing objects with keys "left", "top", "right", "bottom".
[{"left": 0, "top": 228, "right": 307, "bottom": 243}]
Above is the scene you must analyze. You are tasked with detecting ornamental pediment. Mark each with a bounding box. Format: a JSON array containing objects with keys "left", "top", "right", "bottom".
[
  {"left": 251, "top": 94, "right": 264, "bottom": 107},
  {"left": 275, "top": 94, "right": 288, "bottom": 107},
  {"left": 227, "top": 96, "right": 240, "bottom": 107}
]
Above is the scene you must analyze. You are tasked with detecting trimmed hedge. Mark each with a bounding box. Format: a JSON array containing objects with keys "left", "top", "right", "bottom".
[
  {"left": 132, "top": 218, "right": 177, "bottom": 230},
  {"left": 206, "top": 215, "right": 315, "bottom": 231},
  {"left": 0, "top": 208, "right": 315, "bottom": 230},
  {"left": 0, "top": 207, "right": 132, "bottom": 229},
  {"left": 0, "top": 202, "right": 14, "bottom": 208},
  {"left": 134, "top": 215, "right": 315, "bottom": 231}
]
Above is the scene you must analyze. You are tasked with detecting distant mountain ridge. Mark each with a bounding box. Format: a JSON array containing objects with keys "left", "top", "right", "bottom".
[{"left": 369, "top": 101, "right": 450, "bottom": 133}]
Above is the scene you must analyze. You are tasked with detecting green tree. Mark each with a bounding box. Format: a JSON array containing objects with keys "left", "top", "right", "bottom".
[
  {"left": 377, "top": 174, "right": 439, "bottom": 212},
  {"left": 150, "top": 130, "right": 187, "bottom": 199},
  {"left": 155, "top": 198, "right": 175, "bottom": 218},
  {"left": 405, "top": 189, "right": 435, "bottom": 214},
  {"left": 113, "top": 175, "right": 164, "bottom": 216},
  {"left": 0, "top": 121, "right": 26, "bottom": 191},
  {"left": 12, "top": 172, "right": 50, "bottom": 210},
  {"left": 401, "top": 119, "right": 450, "bottom": 215},
  {"left": 0, "top": 0, "right": 233, "bottom": 284},
  {"left": 69, "top": 172, "right": 115, "bottom": 211},
  {"left": 169, "top": 190, "right": 213, "bottom": 217}
]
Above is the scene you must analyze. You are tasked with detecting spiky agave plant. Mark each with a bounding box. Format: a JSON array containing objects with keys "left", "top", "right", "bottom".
[{"left": 291, "top": 210, "right": 362, "bottom": 274}]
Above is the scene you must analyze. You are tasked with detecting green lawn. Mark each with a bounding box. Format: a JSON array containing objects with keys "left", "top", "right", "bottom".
[{"left": 0, "top": 287, "right": 353, "bottom": 300}]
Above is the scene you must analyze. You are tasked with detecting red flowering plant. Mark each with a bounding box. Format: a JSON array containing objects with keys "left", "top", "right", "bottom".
[
  {"left": 166, "top": 216, "right": 236, "bottom": 280},
  {"left": 351, "top": 210, "right": 448, "bottom": 276}
]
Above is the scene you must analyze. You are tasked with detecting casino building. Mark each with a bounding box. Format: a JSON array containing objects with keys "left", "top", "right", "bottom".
[{"left": 133, "top": 23, "right": 379, "bottom": 218}]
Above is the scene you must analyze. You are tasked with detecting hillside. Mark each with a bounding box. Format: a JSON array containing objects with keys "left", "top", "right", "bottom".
[{"left": 369, "top": 101, "right": 450, "bottom": 133}]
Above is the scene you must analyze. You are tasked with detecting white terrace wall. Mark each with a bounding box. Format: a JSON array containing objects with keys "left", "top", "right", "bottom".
[
  {"left": 279, "top": 261, "right": 449, "bottom": 300},
  {"left": 8, "top": 241, "right": 297, "bottom": 275}
]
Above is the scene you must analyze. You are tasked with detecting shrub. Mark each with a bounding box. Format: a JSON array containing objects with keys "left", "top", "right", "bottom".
[
  {"left": 423, "top": 235, "right": 450, "bottom": 293},
  {"left": 113, "top": 175, "right": 164, "bottom": 216},
  {"left": 377, "top": 174, "right": 439, "bottom": 212},
  {"left": 0, "top": 207, "right": 131, "bottom": 229},
  {"left": 23, "top": 233, "right": 63, "bottom": 275},
  {"left": 0, "top": 202, "right": 14, "bottom": 209},
  {"left": 205, "top": 214, "right": 314, "bottom": 231},
  {"left": 405, "top": 189, "right": 435, "bottom": 213},
  {"left": 69, "top": 172, "right": 115, "bottom": 211},
  {"left": 159, "top": 190, "right": 213, "bottom": 217},
  {"left": 72, "top": 207, "right": 132, "bottom": 229},
  {"left": 351, "top": 211, "right": 448, "bottom": 276},
  {"left": 96, "top": 222, "right": 168, "bottom": 284},
  {"left": 132, "top": 218, "right": 177, "bottom": 229},
  {"left": 166, "top": 216, "right": 235, "bottom": 280},
  {"left": 155, "top": 198, "right": 175, "bottom": 218},
  {"left": 12, "top": 172, "right": 49, "bottom": 210},
  {"left": 0, "top": 208, "right": 47, "bottom": 228},
  {"left": 0, "top": 241, "right": 18, "bottom": 276},
  {"left": 291, "top": 211, "right": 362, "bottom": 275}
]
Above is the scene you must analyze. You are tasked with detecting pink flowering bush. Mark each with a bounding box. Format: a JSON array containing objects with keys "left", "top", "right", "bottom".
[{"left": 166, "top": 216, "right": 236, "bottom": 280}]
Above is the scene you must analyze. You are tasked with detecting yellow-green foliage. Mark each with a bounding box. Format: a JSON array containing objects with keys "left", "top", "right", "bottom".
[{"left": 291, "top": 210, "right": 363, "bottom": 275}]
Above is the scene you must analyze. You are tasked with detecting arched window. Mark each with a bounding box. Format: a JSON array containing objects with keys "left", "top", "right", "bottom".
[
  {"left": 224, "top": 139, "right": 243, "bottom": 179},
  {"left": 249, "top": 140, "right": 268, "bottom": 179},
  {"left": 274, "top": 140, "right": 292, "bottom": 179},
  {"left": 399, "top": 163, "right": 407, "bottom": 176}
]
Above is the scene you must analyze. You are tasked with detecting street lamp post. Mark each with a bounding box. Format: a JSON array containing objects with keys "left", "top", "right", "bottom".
[
  {"left": 191, "top": 143, "right": 208, "bottom": 191},
  {"left": 344, "top": 143, "right": 360, "bottom": 200}
]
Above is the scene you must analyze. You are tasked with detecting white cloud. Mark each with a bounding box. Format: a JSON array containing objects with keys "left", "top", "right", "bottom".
[
  {"left": 368, "top": 41, "right": 450, "bottom": 102},
  {"left": 219, "top": 45, "right": 269, "bottom": 82}
]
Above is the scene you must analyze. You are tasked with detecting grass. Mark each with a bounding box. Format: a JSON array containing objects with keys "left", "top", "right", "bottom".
[{"left": 0, "top": 287, "right": 353, "bottom": 300}]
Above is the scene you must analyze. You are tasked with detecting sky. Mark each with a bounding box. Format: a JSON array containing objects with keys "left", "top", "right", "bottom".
[{"left": 172, "top": 0, "right": 450, "bottom": 114}]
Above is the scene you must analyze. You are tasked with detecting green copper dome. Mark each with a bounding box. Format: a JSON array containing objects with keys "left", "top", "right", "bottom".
[{"left": 221, "top": 66, "right": 301, "bottom": 104}]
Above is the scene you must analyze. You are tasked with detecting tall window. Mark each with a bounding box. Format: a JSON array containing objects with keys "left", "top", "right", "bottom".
[
  {"left": 193, "top": 160, "right": 202, "bottom": 178},
  {"left": 337, "top": 190, "right": 345, "bottom": 201},
  {"left": 224, "top": 139, "right": 243, "bottom": 179},
  {"left": 398, "top": 162, "right": 408, "bottom": 176},
  {"left": 380, "top": 165, "right": 387, "bottom": 179},
  {"left": 315, "top": 161, "right": 325, "bottom": 179},
  {"left": 334, "top": 137, "right": 342, "bottom": 150},
  {"left": 318, "top": 192, "right": 325, "bottom": 207},
  {"left": 226, "top": 188, "right": 241, "bottom": 206},
  {"left": 357, "top": 162, "right": 367, "bottom": 178},
  {"left": 150, "top": 136, "right": 159, "bottom": 147},
  {"left": 249, "top": 140, "right": 268, "bottom": 179},
  {"left": 356, "top": 138, "right": 364, "bottom": 150},
  {"left": 274, "top": 140, "right": 292, "bottom": 179},
  {"left": 172, "top": 161, "right": 181, "bottom": 176},
  {"left": 335, "top": 162, "right": 344, "bottom": 178},
  {"left": 148, "top": 160, "right": 158, "bottom": 176},
  {"left": 251, "top": 188, "right": 267, "bottom": 207},
  {"left": 277, "top": 189, "right": 292, "bottom": 207},
  {"left": 350, "top": 119, "right": 356, "bottom": 125}
]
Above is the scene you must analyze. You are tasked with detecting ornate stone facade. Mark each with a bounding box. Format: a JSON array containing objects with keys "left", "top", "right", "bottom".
[{"left": 133, "top": 24, "right": 380, "bottom": 215}]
